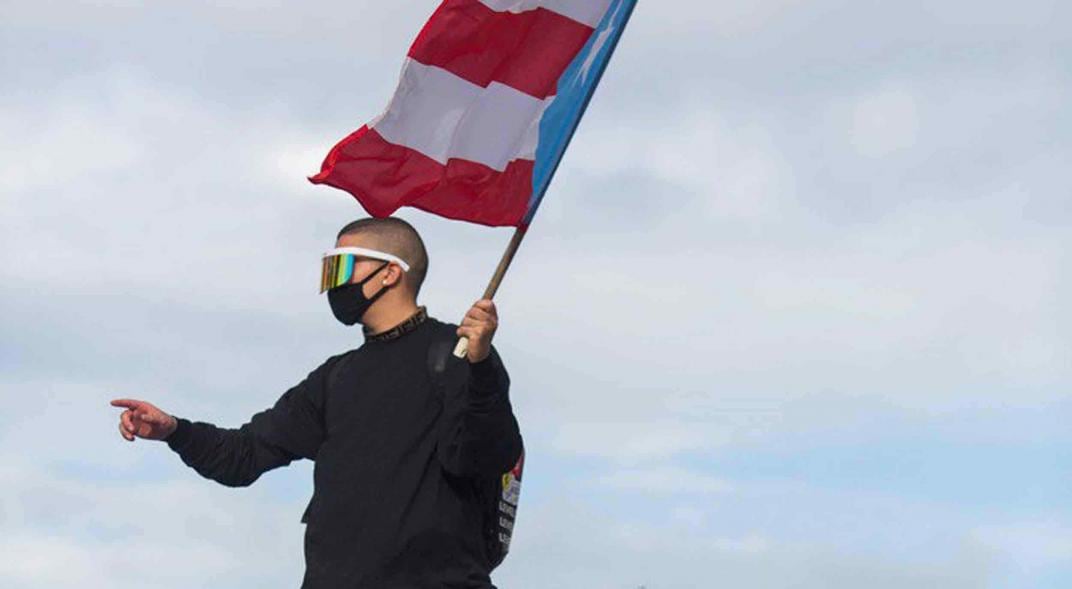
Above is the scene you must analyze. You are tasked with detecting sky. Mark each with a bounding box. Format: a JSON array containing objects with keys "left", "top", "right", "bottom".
[{"left": 1, "top": 1, "right": 1070, "bottom": 587}]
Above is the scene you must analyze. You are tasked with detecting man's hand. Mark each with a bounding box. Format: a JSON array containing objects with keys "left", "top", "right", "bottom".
[
  {"left": 456, "top": 299, "right": 498, "bottom": 363},
  {"left": 110, "top": 398, "right": 177, "bottom": 442}
]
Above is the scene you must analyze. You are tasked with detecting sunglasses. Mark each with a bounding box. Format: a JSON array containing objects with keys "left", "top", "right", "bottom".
[{"left": 320, "top": 247, "right": 410, "bottom": 293}]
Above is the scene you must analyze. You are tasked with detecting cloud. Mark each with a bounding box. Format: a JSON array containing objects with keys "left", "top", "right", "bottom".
[
  {"left": 0, "top": 466, "right": 308, "bottom": 589},
  {"left": 0, "top": 104, "right": 138, "bottom": 195},
  {"left": 596, "top": 466, "right": 734, "bottom": 494},
  {"left": 974, "top": 521, "right": 1072, "bottom": 569},
  {"left": 553, "top": 422, "right": 726, "bottom": 464},
  {"left": 847, "top": 84, "right": 920, "bottom": 158},
  {"left": 495, "top": 483, "right": 997, "bottom": 589}
]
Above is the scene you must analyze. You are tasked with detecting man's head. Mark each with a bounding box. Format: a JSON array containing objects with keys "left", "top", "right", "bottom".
[{"left": 334, "top": 217, "right": 429, "bottom": 301}]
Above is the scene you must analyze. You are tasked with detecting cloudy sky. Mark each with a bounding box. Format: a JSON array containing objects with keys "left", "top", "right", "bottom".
[{"left": 2, "top": 1, "right": 1070, "bottom": 587}]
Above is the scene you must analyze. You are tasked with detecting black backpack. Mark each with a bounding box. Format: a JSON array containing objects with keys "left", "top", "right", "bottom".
[{"left": 427, "top": 332, "right": 524, "bottom": 570}]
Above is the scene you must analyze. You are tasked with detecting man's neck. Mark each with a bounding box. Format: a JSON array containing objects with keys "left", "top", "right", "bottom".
[{"left": 362, "top": 300, "right": 422, "bottom": 335}]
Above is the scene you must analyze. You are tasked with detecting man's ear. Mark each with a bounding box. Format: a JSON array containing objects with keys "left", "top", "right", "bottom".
[{"left": 384, "top": 264, "right": 404, "bottom": 287}]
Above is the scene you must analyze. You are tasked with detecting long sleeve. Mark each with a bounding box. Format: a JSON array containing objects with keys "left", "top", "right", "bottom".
[
  {"left": 437, "top": 344, "right": 523, "bottom": 477},
  {"left": 165, "top": 355, "right": 340, "bottom": 487}
]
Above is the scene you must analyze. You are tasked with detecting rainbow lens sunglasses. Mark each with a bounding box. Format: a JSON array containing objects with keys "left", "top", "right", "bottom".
[{"left": 319, "top": 247, "right": 411, "bottom": 293}]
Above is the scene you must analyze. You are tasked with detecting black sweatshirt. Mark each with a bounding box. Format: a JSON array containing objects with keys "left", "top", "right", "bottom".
[{"left": 164, "top": 312, "right": 523, "bottom": 588}]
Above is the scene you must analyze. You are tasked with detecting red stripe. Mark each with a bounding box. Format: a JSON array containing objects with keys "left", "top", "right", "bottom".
[
  {"left": 309, "top": 126, "right": 533, "bottom": 228},
  {"left": 408, "top": 0, "right": 594, "bottom": 99}
]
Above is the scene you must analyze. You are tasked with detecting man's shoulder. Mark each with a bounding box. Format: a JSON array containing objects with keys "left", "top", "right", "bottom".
[
  {"left": 314, "top": 350, "right": 355, "bottom": 383},
  {"left": 425, "top": 315, "right": 461, "bottom": 337},
  {"left": 325, "top": 348, "right": 359, "bottom": 366}
]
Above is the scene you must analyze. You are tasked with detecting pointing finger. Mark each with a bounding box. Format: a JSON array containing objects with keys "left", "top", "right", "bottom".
[{"left": 111, "top": 399, "right": 142, "bottom": 410}]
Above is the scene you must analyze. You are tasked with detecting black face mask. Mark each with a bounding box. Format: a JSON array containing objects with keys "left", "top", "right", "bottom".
[{"left": 327, "top": 261, "right": 391, "bottom": 326}]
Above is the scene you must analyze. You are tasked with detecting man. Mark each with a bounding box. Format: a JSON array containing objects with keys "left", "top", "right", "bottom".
[{"left": 110, "top": 217, "right": 524, "bottom": 588}]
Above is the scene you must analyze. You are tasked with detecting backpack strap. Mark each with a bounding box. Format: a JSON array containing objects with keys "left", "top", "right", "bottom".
[
  {"left": 426, "top": 330, "right": 456, "bottom": 401},
  {"left": 425, "top": 325, "right": 516, "bottom": 569}
]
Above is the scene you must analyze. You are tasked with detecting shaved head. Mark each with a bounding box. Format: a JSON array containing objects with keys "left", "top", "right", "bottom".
[{"left": 336, "top": 217, "right": 429, "bottom": 298}]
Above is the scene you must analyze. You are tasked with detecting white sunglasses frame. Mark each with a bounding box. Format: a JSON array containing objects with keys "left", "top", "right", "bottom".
[{"left": 322, "top": 246, "right": 411, "bottom": 273}]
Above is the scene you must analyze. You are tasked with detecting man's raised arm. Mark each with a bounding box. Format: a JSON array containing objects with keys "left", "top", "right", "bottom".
[
  {"left": 111, "top": 354, "right": 342, "bottom": 487},
  {"left": 437, "top": 344, "right": 523, "bottom": 477},
  {"left": 439, "top": 300, "right": 524, "bottom": 477}
]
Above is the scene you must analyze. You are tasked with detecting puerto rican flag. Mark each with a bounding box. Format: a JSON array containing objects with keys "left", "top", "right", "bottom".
[{"left": 309, "top": 0, "right": 638, "bottom": 228}]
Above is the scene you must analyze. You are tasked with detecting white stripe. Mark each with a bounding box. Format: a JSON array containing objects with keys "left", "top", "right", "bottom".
[
  {"left": 371, "top": 59, "right": 550, "bottom": 172},
  {"left": 324, "top": 247, "right": 410, "bottom": 272},
  {"left": 478, "top": 0, "right": 613, "bottom": 28}
]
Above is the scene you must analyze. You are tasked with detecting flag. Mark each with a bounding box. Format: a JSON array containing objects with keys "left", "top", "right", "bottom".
[{"left": 309, "top": 0, "right": 638, "bottom": 228}]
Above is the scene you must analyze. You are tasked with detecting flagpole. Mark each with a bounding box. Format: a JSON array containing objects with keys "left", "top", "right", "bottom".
[
  {"left": 453, "top": 224, "right": 529, "bottom": 358},
  {"left": 452, "top": 0, "right": 637, "bottom": 359}
]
